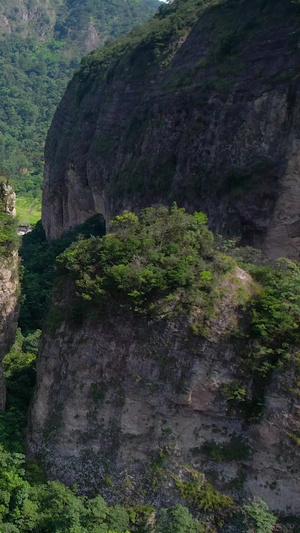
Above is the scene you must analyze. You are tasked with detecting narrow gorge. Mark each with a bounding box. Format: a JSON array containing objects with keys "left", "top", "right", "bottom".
[{"left": 9, "top": 0, "right": 300, "bottom": 530}]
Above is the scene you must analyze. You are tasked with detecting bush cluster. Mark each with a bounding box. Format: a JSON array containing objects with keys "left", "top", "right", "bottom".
[
  {"left": 0, "top": 212, "right": 19, "bottom": 258},
  {"left": 57, "top": 205, "right": 233, "bottom": 329},
  {"left": 226, "top": 259, "right": 300, "bottom": 419}
]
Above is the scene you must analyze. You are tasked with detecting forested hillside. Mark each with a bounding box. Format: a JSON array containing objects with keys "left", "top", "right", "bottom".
[{"left": 0, "top": 0, "right": 158, "bottom": 200}]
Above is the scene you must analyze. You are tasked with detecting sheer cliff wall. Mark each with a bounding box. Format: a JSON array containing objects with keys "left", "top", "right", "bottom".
[
  {"left": 42, "top": 0, "right": 300, "bottom": 260},
  {"left": 27, "top": 270, "right": 300, "bottom": 513}
]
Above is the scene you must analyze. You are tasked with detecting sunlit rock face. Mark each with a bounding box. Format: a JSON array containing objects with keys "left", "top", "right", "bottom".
[{"left": 27, "top": 271, "right": 300, "bottom": 512}]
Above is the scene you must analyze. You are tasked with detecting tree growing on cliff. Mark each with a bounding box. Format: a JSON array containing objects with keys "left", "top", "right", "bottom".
[{"left": 57, "top": 204, "right": 234, "bottom": 331}]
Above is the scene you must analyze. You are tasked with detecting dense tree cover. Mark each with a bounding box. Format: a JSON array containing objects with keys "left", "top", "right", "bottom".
[
  {"left": 19, "top": 214, "right": 106, "bottom": 333},
  {"left": 56, "top": 206, "right": 300, "bottom": 425},
  {"left": 0, "top": 329, "right": 39, "bottom": 455},
  {"left": 53, "top": 0, "right": 159, "bottom": 45},
  {"left": 0, "top": 212, "right": 19, "bottom": 258},
  {"left": 3, "top": 0, "right": 294, "bottom": 199},
  {"left": 57, "top": 205, "right": 235, "bottom": 331},
  {"left": 0, "top": 37, "right": 72, "bottom": 197},
  {"left": 0, "top": 184, "right": 19, "bottom": 257},
  {"left": 80, "top": 0, "right": 299, "bottom": 83},
  {"left": 0, "top": 0, "right": 158, "bottom": 197}
]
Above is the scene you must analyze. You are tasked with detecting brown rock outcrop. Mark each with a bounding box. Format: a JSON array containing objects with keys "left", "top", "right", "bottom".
[{"left": 27, "top": 273, "right": 300, "bottom": 512}]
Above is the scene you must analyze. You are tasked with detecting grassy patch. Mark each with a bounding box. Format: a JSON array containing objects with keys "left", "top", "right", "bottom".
[{"left": 16, "top": 196, "right": 41, "bottom": 225}]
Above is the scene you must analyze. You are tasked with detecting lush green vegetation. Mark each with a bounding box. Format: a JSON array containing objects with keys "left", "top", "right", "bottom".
[
  {"left": 0, "top": 329, "right": 39, "bottom": 455},
  {"left": 0, "top": 334, "right": 278, "bottom": 532},
  {"left": 81, "top": 0, "right": 299, "bottom": 85},
  {"left": 1, "top": 0, "right": 299, "bottom": 527},
  {"left": 54, "top": 206, "right": 300, "bottom": 424},
  {"left": 0, "top": 184, "right": 19, "bottom": 257},
  {"left": 176, "top": 471, "right": 234, "bottom": 513},
  {"left": 0, "top": 37, "right": 69, "bottom": 197},
  {"left": 57, "top": 205, "right": 237, "bottom": 332},
  {"left": 15, "top": 197, "right": 41, "bottom": 225},
  {"left": 0, "top": 0, "right": 158, "bottom": 197},
  {"left": 19, "top": 214, "right": 106, "bottom": 334},
  {"left": 221, "top": 259, "right": 300, "bottom": 420},
  {"left": 0, "top": 213, "right": 19, "bottom": 258},
  {"left": 199, "top": 437, "right": 251, "bottom": 462},
  {"left": 12, "top": 203, "right": 300, "bottom": 529},
  {"left": 2, "top": 0, "right": 295, "bottom": 200}
]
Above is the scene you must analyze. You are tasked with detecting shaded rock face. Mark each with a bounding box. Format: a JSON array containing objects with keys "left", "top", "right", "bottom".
[
  {"left": 42, "top": 0, "right": 300, "bottom": 260},
  {"left": 27, "top": 283, "right": 300, "bottom": 513},
  {"left": 0, "top": 184, "right": 19, "bottom": 411}
]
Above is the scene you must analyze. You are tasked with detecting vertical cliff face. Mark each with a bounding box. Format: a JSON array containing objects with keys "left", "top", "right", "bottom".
[
  {"left": 0, "top": 0, "right": 57, "bottom": 40},
  {"left": 0, "top": 183, "right": 19, "bottom": 411},
  {"left": 27, "top": 282, "right": 300, "bottom": 512},
  {"left": 42, "top": 0, "right": 300, "bottom": 260},
  {"left": 28, "top": 206, "right": 300, "bottom": 513}
]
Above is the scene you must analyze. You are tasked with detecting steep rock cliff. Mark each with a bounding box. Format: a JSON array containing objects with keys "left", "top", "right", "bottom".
[
  {"left": 0, "top": 183, "right": 19, "bottom": 411},
  {"left": 28, "top": 208, "right": 300, "bottom": 513},
  {"left": 27, "top": 280, "right": 300, "bottom": 513},
  {"left": 42, "top": 0, "right": 300, "bottom": 260}
]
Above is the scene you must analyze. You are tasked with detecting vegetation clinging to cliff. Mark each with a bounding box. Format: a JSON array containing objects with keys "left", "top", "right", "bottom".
[
  {"left": 79, "top": 0, "right": 299, "bottom": 85},
  {"left": 0, "top": 213, "right": 18, "bottom": 258},
  {"left": 228, "top": 259, "right": 300, "bottom": 419},
  {"left": 0, "top": 183, "right": 19, "bottom": 257},
  {"left": 19, "top": 214, "right": 106, "bottom": 334},
  {"left": 57, "top": 205, "right": 235, "bottom": 328}
]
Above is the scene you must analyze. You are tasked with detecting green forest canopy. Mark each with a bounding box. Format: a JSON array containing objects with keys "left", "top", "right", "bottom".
[{"left": 0, "top": 0, "right": 158, "bottom": 199}]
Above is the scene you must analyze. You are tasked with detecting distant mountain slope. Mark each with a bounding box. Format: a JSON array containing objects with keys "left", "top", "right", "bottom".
[
  {"left": 42, "top": 0, "right": 300, "bottom": 260},
  {"left": 0, "top": 0, "right": 159, "bottom": 196}
]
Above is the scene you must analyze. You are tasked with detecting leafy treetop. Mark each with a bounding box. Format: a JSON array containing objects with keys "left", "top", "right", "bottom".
[{"left": 57, "top": 205, "right": 234, "bottom": 328}]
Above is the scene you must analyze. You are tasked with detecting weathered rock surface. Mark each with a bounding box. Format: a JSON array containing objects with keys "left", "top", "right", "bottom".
[
  {"left": 27, "top": 275, "right": 300, "bottom": 512},
  {"left": 42, "top": 0, "right": 300, "bottom": 261},
  {"left": 0, "top": 183, "right": 19, "bottom": 411}
]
